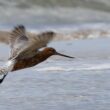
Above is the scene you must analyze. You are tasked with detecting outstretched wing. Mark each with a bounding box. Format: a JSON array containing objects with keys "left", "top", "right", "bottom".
[
  {"left": 29, "top": 31, "right": 56, "bottom": 50},
  {"left": 9, "top": 25, "right": 56, "bottom": 59},
  {"left": 9, "top": 25, "right": 29, "bottom": 59},
  {"left": 18, "top": 31, "right": 56, "bottom": 59}
]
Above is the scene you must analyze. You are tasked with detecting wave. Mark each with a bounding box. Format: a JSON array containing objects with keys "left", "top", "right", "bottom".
[
  {"left": 29, "top": 23, "right": 110, "bottom": 40},
  {"left": 56, "top": 30, "right": 110, "bottom": 40},
  {"left": 34, "top": 63, "right": 110, "bottom": 72},
  {"left": 0, "top": 23, "right": 110, "bottom": 41}
]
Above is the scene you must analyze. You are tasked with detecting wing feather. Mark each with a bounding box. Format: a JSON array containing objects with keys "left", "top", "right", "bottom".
[
  {"left": 9, "top": 25, "right": 56, "bottom": 59},
  {"left": 9, "top": 25, "right": 29, "bottom": 59},
  {"left": 29, "top": 31, "right": 55, "bottom": 50}
]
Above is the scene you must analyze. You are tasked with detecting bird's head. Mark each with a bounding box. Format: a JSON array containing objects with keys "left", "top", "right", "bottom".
[{"left": 43, "top": 47, "right": 74, "bottom": 58}]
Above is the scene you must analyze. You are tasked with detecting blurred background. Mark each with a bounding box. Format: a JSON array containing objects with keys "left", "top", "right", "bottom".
[{"left": 0, "top": 0, "right": 110, "bottom": 26}]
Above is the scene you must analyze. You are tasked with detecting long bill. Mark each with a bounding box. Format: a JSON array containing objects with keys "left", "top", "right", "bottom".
[{"left": 55, "top": 52, "right": 75, "bottom": 58}]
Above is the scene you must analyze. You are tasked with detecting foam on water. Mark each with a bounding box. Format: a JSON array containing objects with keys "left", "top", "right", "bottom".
[
  {"left": 34, "top": 63, "right": 110, "bottom": 72},
  {"left": 0, "top": 23, "right": 110, "bottom": 41},
  {"left": 27, "top": 23, "right": 110, "bottom": 40}
]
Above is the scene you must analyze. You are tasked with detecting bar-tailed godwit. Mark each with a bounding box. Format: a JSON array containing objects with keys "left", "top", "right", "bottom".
[{"left": 0, "top": 25, "right": 74, "bottom": 83}]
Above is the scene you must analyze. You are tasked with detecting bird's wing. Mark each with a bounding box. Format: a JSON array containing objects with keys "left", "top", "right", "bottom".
[
  {"left": 28, "top": 31, "right": 56, "bottom": 50},
  {"left": 9, "top": 25, "right": 29, "bottom": 59},
  {"left": 9, "top": 25, "right": 27, "bottom": 48},
  {"left": 16, "top": 31, "right": 56, "bottom": 59},
  {"left": 9, "top": 25, "right": 56, "bottom": 59}
]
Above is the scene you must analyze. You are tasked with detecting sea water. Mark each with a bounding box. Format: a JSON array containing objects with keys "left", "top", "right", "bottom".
[{"left": 0, "top": 31, "right": 110, "bottom": 110}]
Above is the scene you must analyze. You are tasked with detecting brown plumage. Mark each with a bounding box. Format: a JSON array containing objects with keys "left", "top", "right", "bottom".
[
  {"left": 12, "top": 48, "right": 74, "bottom": 71},
  {"left": 0, "top": 25, "right": 74, "bottom": 83}
]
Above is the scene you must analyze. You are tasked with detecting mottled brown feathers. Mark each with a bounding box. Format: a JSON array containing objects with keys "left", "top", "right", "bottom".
[{"left": 12, "top": 48, "right": 53, "bottom": 71}]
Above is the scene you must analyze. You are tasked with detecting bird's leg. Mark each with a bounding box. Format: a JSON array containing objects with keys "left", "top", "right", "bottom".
[{"left": 0, "top": 73, "right": 8, "bottom": 84}]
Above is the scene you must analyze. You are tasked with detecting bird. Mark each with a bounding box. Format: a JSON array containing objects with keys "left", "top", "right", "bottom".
[{"left": 0, "top": 25, "right": 74, "bottom": 84}]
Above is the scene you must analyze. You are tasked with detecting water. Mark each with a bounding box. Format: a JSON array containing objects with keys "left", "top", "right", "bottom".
[
  {"left": 0, "top": 0, "right": 110, "bottom": 25},
  {"left": 0, "top": 36, "right": 110, "bottom": 110},
  {"left": 0, "top": 0, "right": 110, "bottom": 109}
]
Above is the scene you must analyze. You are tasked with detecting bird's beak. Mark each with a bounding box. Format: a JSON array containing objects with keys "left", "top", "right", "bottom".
[{"left": 55, "top": 52, "right": 75, "bottom": 58}]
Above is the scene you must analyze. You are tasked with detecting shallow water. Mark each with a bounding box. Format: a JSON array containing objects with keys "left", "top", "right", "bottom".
[{"left": 0, "top": 37, "right": 110, "bottom": 110}]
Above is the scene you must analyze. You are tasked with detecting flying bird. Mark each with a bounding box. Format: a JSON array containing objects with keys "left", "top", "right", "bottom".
[{"left": 0, "top": 25, "right": 74, "bottom": 83}]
